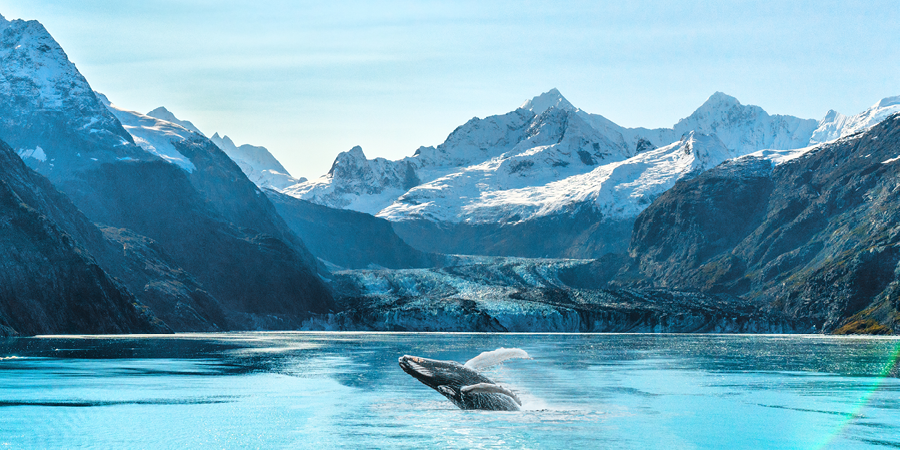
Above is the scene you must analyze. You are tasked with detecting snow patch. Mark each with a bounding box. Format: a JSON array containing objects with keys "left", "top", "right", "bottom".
[
  {"left": 16, "top": 145, "right": 46, "bottom": 162},
  {"left": 146, "top": 106, "right": 205, "bottom": 136},
  {"left": 102, "top": 99, "right": 196, "bottom": 172},
  {"left": 209, "top": 132, "right": 302, "bottom": 189}
]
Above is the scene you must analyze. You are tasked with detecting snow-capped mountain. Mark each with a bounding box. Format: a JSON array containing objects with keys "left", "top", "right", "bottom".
[
  {"left": 441, "top": 131, "right": 736, "bottom": 224},
  {"left": 99, "top": 98, "right": 304, "bottom": 190},
  {"left": 283, "top": 89, "right": 819, "bottom": 224},
  {"left": 279, "top": 88, "right": 898, "bottom": 257},
  {"left": 809, "top": 96, "right": 900, "bottom": 144},
  {"left": 519, "top": 87, "right": 577, "bottom": 114},
  {"left": 379, "top": 107, "right": 631, "bottom": 223},
  {"left": 0, "top": 14, "right": 334, "bottom": 331},
  {"left": 0, "top": 14, "right": 147, "bottom": 177},
  {"left": 285, "top": 99, "right": 632, "bottom": 221},
  {"left": 282, "top": 145, "right": 419, "bottom": 215},
  {"left": 524, "top": 90, "right": 818, "bottom": 157},
  {"left": 208, "top": 133, "right": 304, "bottom": 190}
]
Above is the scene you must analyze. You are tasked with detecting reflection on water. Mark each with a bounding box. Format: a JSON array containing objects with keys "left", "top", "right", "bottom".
[{"left": 0, "top": 333, "right": 898, "bottom": 449}]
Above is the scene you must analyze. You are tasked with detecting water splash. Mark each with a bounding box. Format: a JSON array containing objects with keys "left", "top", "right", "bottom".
[{"left": 464, "top": 347, "right": 531, "bottom": 370}]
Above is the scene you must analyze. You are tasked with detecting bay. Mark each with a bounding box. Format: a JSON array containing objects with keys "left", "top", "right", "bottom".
[{"left": 0, "top": 333, "right": 898, "bottom": 449}]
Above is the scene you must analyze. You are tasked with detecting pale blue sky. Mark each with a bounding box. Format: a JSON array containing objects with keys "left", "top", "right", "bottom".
[{"left": 1, "top": 1, "right": 898, "bottom": 179}]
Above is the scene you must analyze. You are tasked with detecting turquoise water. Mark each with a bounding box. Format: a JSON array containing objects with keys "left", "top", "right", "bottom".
[{"left": 0, "top": 333, "right": 898, "bottom": 449}]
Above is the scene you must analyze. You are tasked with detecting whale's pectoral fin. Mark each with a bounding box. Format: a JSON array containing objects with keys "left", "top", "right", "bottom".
[
  {"left": 464, "top": 348, "right": 531, "bottom": 371},
  {"left": 437, "top": 385, "right": 456, "bottom": 397},
  {"left": 461, "top": 383, "right": 522, "bottom": 406}
]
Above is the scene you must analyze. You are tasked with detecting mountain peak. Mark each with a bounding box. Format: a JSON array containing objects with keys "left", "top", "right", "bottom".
[
  {"left": 702, "top": 92, "right": 741, "bottom": 108},
  {"left": 877, "top": 95, "right": 900, "bottom": 109},
  {"left": 520, "top": 88, "right": 576, "bottom": 114},
  {"left": 820, "top": 109, "right": 842, "bottom": 122},
  {"left": 147, "top": 106, "right": 172, "bottom": 116},
  {"left": 0, "top": 16, "right": 140, "bottom": 170},
  {"left": 146, "top": 107, "right": 204, "bottom": 136},
  {"left": 348, "top": 145, "right": 366, "bottom": 159},
  {"left": 214, "top": 134, "right": 236, "bottom": 148}
]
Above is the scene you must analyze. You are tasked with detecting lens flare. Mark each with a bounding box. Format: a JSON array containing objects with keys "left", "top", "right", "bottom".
[{"left": 813, "top": 338, "right": 900, "bottom": 449}]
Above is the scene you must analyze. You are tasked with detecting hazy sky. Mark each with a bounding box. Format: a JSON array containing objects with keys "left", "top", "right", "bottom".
[{"left": 1, "top": 1, "right": 898, "bottom": 179}]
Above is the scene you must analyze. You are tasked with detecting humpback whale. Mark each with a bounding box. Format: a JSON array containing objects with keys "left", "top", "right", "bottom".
[{"left": 398, "top": 348, "right": 530, "bottom": 411}]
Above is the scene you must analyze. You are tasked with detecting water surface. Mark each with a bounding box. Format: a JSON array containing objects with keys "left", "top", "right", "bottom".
[{"left": 1, "top": 333, "right": 898, "bottom": 449}]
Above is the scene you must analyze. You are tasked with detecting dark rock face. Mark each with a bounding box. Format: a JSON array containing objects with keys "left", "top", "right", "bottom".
[
  {"left": 265, "top": 189, "right": 441, "bottom": 270},
  {"left": 0, "top": 139, "right": 167, "bottom": 336},
  {"left": 97, "top": 226, "right": 228, "bottom": 332},
  {"left": 622, "top": 157, "right": 776, "bottom": 291},
  {"left": 0, "top": 134, "right": 226, "bottom": 332},
  {"left": 71, "top": 160, "right": 333, "bottom": 326},
  {"left": 173, "top": 138, "right": 305, "bottom": 245},
  {"left": 620, "top": 115, "right": 900, "bottom": 333},
  {"left": 392, "top": 207, "right": 634, "bottom": 259}
]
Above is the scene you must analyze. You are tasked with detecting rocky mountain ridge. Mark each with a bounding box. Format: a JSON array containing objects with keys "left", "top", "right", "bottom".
[
  {"left": 615, "top": 115, "right": 900, "bottom": 333},
  {"left": 207, "top": 132, "right": 304, "bottom": 190}
]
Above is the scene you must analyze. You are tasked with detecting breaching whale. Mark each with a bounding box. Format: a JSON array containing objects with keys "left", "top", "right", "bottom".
[{"left": 398, "top": 348, "right": 530, "bottom": 411}]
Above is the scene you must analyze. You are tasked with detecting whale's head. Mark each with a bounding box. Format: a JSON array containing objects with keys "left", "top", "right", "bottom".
[{"left": 398, "top": 355, "right": 478, "bottom": 393}]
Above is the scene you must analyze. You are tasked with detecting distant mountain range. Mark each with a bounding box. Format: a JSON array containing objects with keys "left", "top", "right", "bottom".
[
  {"left": 282, "top": 87, "right": 900, "bottom": 258},
  {"left": 2, "top": 11, "right": 899, "bottom": 336}
]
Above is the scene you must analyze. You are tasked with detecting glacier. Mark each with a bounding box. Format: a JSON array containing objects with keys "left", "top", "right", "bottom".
[{"left": 312, "top": 257, "right": 812, "bottom": 333}]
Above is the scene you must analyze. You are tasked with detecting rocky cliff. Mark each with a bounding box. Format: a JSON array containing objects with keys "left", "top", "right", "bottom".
[{"left": 0, "top": 139, "right": 168, "bottom": 336}]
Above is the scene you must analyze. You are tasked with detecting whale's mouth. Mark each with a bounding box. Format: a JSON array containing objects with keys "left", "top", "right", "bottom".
[{"left": 399, "top": 355, "right": 434, "bottom": 378}]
